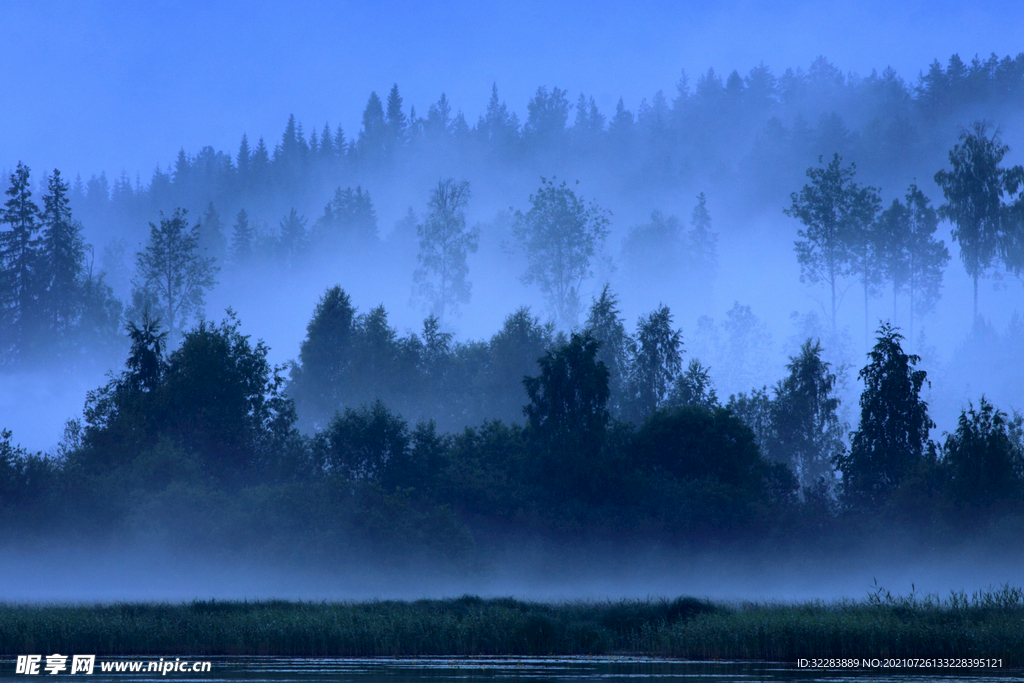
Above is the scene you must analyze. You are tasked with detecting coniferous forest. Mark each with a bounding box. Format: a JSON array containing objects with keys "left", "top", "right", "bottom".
[{"left": 3, "top": 53, "right": 1024, "bottom": 570}]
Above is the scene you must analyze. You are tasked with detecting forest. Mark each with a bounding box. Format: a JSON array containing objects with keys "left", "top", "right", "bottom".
[{"left": 2, "top": 52, "right": 1024, "bottom": 565}]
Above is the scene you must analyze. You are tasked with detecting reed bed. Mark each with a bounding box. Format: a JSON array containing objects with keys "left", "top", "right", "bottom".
[{"left": 1, "top": 588, "right": 1022, "bottom": 664}]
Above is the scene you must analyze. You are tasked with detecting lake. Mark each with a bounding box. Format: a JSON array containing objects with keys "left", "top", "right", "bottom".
[{"left": 14, "top": 656, "right": 1020, "bottom": 682}]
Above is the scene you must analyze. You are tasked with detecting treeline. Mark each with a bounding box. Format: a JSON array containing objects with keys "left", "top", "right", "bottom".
[
  {"left": 0, "top": 165, "right": 122, "bottom": 366},
  {"left": 2, "top": 288, "right": 1022, "bottom": 563},
  {"left": 64, "top": 53, "right": 1024, "bottom": 238}
]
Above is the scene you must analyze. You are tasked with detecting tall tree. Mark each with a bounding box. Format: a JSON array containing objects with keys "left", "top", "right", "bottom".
[
  {"left": 523, "top": 332, "right": 610, "bottom": 496},
  {"left": 230, "top": 208, "right": 254, "bottom": 266},
  {"left": 412, "top": 179, "right": 477, "bottom": 321},
  {"left": 628, "top": 305, "right": 683, "bottom": 421},
  {"left": 512, "top": 178, "right": 610, "bottom": 329},
  {"left": 278, "top": 208, "right": 308, "bottom": 266},
  {"left": 199, "top": 202, "right": 227, "bottom": 263},
  {"left": 385, "top": 83, "right": 407, "bottom": 155},
  {"left": 846, "top": 184, "right": 883, "bottom": 343},
  {"left": 786, "top": 154, "right": 877, "bottom": 332},
  {"left": 357, "top": 92, "right": 387, "bottom": 161},
  {"left": 584, "top": 285, "right": 632, "bottom": 417},
  {"left": 287, "top": 286, "right": 358, "bottom": 430},
  {"left": 688, "top": 192, "right": 718, "bottom": 285},
  {"left": 133, "top": 209, "right": 218, "bottom": 341},
  {"left": 236, "top": 133, "right": 251, "bottom": 187},
  {"left": 934, "top": 121, "right": 1023, "bottom": 320},
  {"left": 0, "top": 162, "right": 43, "bottom": 354},
  {"left": 769, "top": 339, "right": 846, "bottom": 489},
  {"left": 39, "top": 169, "right": 86, "bottom": 337},
  {"left": 837, "top": 323, "right": 933, "bottom": 508},
  {"left": 876, "top": 184, "right": 949, "bottom": 340}
]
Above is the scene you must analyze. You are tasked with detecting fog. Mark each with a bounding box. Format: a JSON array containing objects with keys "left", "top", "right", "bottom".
[{"left": 3, "top": 2, "right": 1024, "bottom": 604}]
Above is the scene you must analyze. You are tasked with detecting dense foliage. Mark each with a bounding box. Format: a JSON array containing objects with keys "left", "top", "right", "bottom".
[{"left": 2, "top": 289, "right": 1024, "bottom": 562}]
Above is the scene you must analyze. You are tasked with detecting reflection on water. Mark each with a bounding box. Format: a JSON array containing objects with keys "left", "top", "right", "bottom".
[{"left": 8, "top": 657, "right": 1023, "bottom": 682}]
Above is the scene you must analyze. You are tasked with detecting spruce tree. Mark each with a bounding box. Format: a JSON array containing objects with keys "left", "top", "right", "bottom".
[
  {"left": 278, "top": 208, "right": 308, "bottom": 266},
  {"left": 230, "top": 208, "right": 254, "bottom": 266},
  {"left": 40, "top": 169, "right": 86, "bottom": 338},
  {"left": 236, "top": 134, "right": 251, "bottom": 188},
  {"left": 358, "top": 92, "right": 387, "bottom": 160},
  {"left": 688, "top": 192, "right": 718, "bottom": 288},
  {"left": 385, "top": 84, "right": 407, "bottom": 154},
  {"left": 0, "top": 162, "right": 43, "bottom": 355},
  {"left": 199, "top": 202, "right": 227, "bottom": 263}
]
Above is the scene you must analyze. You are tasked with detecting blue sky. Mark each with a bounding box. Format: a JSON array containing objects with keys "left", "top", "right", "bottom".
[{"left": 2, "top": 0, "right": 1021, "bottom": 179}]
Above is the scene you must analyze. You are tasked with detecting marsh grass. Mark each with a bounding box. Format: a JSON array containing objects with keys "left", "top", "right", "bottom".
[{"left": 1, "top": 588, "right": 1022, "bottom": 663}]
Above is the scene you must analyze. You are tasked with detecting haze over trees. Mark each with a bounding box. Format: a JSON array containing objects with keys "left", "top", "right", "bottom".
[
  {"left": 934, "top": 122, "right": 1024, "bottom": 320},
  {"left": 4, "top": 52, "right": 1024, "bottom": 563},
  {"left": 131, "top": 209, "right": 218, "bottom": 341},
  {"left": 412, "top": 178, "right": 477, "bottom": 321},
  {"left": 512, "top": 178, "right": 610, "bottom": 329}
]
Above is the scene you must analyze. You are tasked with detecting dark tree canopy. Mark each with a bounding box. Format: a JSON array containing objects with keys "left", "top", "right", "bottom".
[{"left": 839, "top": 323, "right": 933, "bottom": 508}]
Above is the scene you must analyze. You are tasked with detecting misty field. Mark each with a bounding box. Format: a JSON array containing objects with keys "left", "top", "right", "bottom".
[{"left": 2, "top": 588, "right": 1023, "bottom": 664}]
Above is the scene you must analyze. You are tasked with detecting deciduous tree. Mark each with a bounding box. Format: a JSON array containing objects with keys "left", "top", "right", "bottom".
[
  {"left": 512, "top": 178, "right": 609, "bottom": 329},
  {"left": 133, "top": 209, "right": 218, "bottom": 341},
  {"left": 413, "top": 179, "right": 477, "bottom": 321}
]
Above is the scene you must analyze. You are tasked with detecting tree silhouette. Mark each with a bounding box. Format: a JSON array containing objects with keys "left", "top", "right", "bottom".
[
  {"left": 838, "top": 323, "right": 933, "bottom": 508},
  {"left": 133, "top": 209, "right": 218, "bottom": 341},
  {"left": 786, "top": 154, "right": 878, "bottom": 332},
  {"left": 413, "top": 178, "right": 477, "bottom": 321},
  {"left": 769, "top": 339, "right": 845, "bottom": 489},
  {"left": 934, "top": 121, "right": 1023, "bottom": 320},
  {"left": 512, "top": 178, "right": 609, "bottom": 329},
  {"left": 0, "top": 162, "right": 42, "bottom": 354}
]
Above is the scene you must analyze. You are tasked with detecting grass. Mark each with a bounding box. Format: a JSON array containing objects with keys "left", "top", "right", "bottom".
[{"left": 1, "top": 587, "right": 1022, "bottom": 663}]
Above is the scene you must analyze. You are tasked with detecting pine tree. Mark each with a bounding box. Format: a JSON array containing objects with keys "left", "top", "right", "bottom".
[
  {"left": 318, "top": 122, "right": 334, "bottom": 165},
  {"left": 230, "top": 208, "right": 254, "bottom": 266},
  {"left": 199, "top": 202, "right": 227, "bottom": 263},
  {"left": 278, "top": 208, "right": 307, "bottom": 266},
  {"left": 40, "top": 169, "right": 86, "bottom": 338},
  {"left": 688, "top": 192, "right": 718, "bottom": 286},
  {"left": 358, "top": 92, "right": 387, "bottom": 161},
  {"left": 426, "top": 93, "right": 452, "bottom": 141},
  {"left": 236, "top": 134, "right": 251, "bottom": 187},
  {"left": 251, "top": 137, "right": 270, "bottom": 187},
  {"left": 385, "top": 83, "right": 407, "bottom": 155},
  {"left": 0, "top": 162, "right": 43, "bottom": 355}
]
